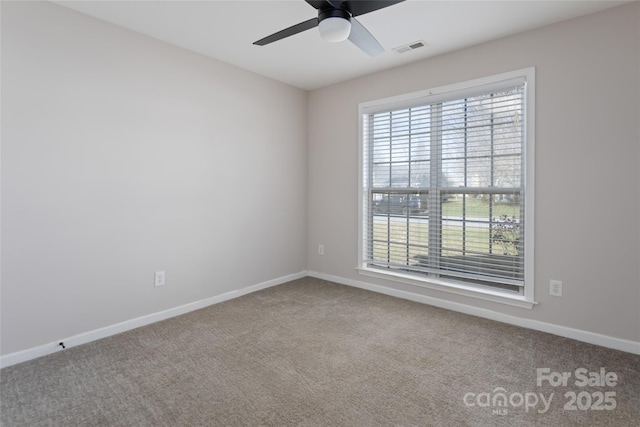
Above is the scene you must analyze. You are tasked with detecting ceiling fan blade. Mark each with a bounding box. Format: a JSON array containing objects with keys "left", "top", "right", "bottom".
[
  {"left": 253, "top": 18, "right": 319, "bottom": 46},
  {"left": 348, "top": 17, "right": 384, "bottom": 57},
  {"left": 345, "top": 0, "right": 405, "bottom": 17}
]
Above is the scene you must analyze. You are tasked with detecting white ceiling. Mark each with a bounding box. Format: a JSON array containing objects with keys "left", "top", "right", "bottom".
[{"left": 54, "top": 0, "right": 630, "bottom": 90}]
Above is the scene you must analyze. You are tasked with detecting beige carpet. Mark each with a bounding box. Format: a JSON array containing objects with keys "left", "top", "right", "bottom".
[{"left": 1, "top": 277, "right": 639, "bottom": 426}]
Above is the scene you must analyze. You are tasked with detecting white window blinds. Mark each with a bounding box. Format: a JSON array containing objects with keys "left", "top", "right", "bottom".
[{"left": 362, "top": 79, "right": 527, "bottom": 293}]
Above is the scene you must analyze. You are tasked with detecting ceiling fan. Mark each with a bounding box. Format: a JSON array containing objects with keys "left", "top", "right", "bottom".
[{"left": 253, "top": 0, "right": 406, "bottom": 57}]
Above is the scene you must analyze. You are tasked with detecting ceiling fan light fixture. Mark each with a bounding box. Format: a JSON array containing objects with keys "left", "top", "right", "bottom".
[{"left": 318, "top": 9, "right": 351, "bottom": 42}]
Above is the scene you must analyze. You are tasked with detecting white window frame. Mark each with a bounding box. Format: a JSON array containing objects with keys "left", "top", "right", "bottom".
[{"left": 357, "top": 68, "right": 536, "bottom": 309}]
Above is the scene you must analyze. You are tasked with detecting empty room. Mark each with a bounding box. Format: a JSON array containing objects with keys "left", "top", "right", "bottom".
[{"left": 1, "top": 0, "right": 639, "bottom": 425}]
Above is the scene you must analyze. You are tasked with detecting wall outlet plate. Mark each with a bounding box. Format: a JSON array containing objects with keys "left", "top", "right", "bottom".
[
  {"left": 550, "top": 279, "right": 562, "bottom": 297},
  {"left": 155, "top": 271, "right": 165, "bottom": 287}
]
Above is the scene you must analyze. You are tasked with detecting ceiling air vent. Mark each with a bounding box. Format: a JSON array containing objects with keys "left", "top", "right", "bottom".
[{"left": 393, "top": 40, "right": 427, "bottom": 54}]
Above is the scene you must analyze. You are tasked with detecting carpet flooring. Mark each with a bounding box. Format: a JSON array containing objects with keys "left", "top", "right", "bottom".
[{"left": 1, "top": 277, "right": 639, "bottom": 426}]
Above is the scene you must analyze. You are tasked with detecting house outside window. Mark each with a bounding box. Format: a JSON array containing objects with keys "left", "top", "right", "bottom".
[{"left": 358, "top": 69, "right": 535, "bottom": 307}]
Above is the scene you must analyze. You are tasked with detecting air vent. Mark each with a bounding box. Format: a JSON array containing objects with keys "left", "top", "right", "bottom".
[{"left": 392, "top": 40, "right": 427, "bottom": 54}]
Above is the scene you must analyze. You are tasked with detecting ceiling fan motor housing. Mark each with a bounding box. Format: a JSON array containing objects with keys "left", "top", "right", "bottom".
[{"left": 318, "top": 7, "right": 351, "bottom": 23}]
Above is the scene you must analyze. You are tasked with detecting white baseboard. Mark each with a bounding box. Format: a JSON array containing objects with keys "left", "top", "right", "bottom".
[
  {"left": 0, "top": 271, "right": 308, "bottom": 369},
  {"left": 307, "top": 271, "right": 640, "bottom": 356},
  {"left": 3, "top": 269, "right": 637, "bottom": 369}
]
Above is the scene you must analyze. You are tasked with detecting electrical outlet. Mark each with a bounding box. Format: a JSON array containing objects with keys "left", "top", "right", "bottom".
[
  {"left": 155, "top": 271, "right": 165, "bottom": 287},
  {"left": 550, "top": 280, "right": 562, "bottom": 297},
  {"left": 318, "top": 244, "right": 324, "bottom": 256}
]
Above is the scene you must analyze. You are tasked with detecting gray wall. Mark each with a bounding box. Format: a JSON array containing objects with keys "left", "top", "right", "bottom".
[
  {"left": 307, "top": 2, "right": 640, "bottom": 343},
  {"left": 1, "top": 1, "right": 308, "bottom": 355}
]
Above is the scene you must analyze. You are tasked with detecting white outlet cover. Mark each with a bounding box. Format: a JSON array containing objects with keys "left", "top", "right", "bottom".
[
  {"left": 550, "top": 279, "right": 562, "bottom": 297},
  {"left": 155, "top": 271, "right": 165, "bottom": 287}
]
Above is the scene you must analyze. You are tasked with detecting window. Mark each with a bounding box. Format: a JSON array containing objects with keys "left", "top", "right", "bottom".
[{"left": 359, "top": 69, "right": 534, "bottom": 305}]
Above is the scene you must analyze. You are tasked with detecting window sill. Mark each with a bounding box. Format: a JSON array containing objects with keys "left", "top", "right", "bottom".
[{"left": 356, "top": 266, "right": 537, "bottom": 309}]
